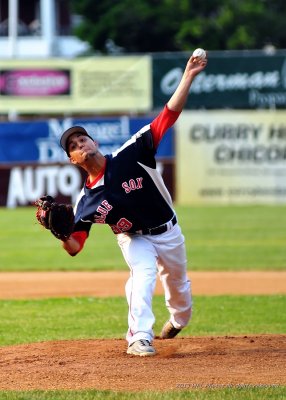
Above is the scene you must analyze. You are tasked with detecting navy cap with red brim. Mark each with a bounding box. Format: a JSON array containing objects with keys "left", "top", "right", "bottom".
[{"left": 60, "top": 126, "right": 94, "bottom": 155}]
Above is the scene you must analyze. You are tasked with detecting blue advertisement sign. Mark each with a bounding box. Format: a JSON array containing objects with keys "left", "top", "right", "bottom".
[{"left": 0, "top": 116, "right": 174, "bottom": 163}]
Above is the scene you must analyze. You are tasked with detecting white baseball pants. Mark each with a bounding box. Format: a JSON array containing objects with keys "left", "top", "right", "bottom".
[{"left": 117, "top": 222, "right": 192, "bottom": 345}]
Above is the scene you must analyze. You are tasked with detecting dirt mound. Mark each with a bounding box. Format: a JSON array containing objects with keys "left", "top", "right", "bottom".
[{"left": 0, "top": 335, "right": 285, "bottom": 391}]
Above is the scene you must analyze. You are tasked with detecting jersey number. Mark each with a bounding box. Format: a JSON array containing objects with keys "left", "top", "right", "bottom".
[{"left": 111, "top": 218, "right": 133, "bottom": 234}]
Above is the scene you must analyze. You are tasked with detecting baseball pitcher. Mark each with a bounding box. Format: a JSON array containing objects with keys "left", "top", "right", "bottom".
[{"left": 35, "top": 52, "right": 207, "bottom": 356}]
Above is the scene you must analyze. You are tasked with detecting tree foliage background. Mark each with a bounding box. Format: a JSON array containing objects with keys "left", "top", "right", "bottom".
[{"left": 71, "top": 0, "right": 286, "bottom": 54}]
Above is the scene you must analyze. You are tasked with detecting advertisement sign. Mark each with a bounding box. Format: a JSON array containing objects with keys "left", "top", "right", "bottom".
[
  {"left": 0, "top": 69, "right": 70, "bottom": 96},
  {"left": 2, "top": 164, "right": 82, "bottom": 208},
  {"left": 0, "top": 160, "right": 174, "bottom": 208},
  {"left": 176, "top": 110, "right": 286, "bottom": 204},
  {"left": 0, "top": 56, "right": 151, "bottom": 113},
  {"left": 0, "top": 115, "right": 173, "bottom": 163},
  {"left": 0, "top": 115, "right": 174, "bottom": 207},
  {"left": 73, "top": 56, "right": 151, "bottom": 112},
  {"left": 153, "top": 52, "right": 286, "bottom": 109}
]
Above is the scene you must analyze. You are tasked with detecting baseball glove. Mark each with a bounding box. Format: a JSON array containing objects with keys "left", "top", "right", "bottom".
[{"left": 35, "top": 195, "right": 74, "bottom": 242}]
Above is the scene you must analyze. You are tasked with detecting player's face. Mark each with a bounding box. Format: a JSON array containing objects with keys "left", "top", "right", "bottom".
[{"left": 68, "top": 133, "right": 98, "bottom": 164}]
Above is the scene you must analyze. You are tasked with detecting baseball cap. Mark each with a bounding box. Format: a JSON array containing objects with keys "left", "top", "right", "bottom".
[{"left": 60, "top": 126, "right": 94, "bottom": 156}]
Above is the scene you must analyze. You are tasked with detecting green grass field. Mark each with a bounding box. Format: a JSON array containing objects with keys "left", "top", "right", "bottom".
[
  {"left": 0, "top": 387, "right": 285, "bottom": 400},
  {"left": 0, "top": 205, "right": 285, "bottom": 399},
  {"left": 0, "top": 295, "right": 285, "bottom": 347},
  {"left": 0, "top": 205, "right": 285, "bottom": 271}
]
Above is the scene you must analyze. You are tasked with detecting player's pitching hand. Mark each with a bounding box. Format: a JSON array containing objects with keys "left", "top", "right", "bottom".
[{"left": 186, "top": 50, "right": 208, "bottom": 78}]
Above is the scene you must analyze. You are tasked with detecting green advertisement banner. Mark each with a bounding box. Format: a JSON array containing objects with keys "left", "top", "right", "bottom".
[{"left": 153, "top": 52, "right": 286, "bottom": 109}]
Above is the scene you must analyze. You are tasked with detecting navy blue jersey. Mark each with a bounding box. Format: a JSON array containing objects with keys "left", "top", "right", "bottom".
[{"left": 73, "top": 123, "right": 174, "bottom": 235}]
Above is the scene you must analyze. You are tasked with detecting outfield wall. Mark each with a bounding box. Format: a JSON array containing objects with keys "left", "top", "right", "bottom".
[
  {"left": 1, "top": 109, "right": 286, "bottom": 207},
  {"left": 1, "top": 51, "right": 286, "bottom": 206},
  {"left": 1, "top": 51, "right": 286, "bottom": 113}
]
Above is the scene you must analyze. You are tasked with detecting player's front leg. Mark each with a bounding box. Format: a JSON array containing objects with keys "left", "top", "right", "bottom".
[{"left": 117, "top": 233, "right": 158, "bottom": 356}]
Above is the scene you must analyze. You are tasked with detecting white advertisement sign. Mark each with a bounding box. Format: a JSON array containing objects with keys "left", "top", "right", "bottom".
[
  {"left": 176, "top": 110, "right": 286, "bottom": 204},
  {"left": 6, "top": 165, "right": 82, "bottom": 208}
]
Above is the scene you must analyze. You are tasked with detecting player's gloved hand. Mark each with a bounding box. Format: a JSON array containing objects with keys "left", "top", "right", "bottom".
[{"left": 35, "top": 195, "right": 74, "bottom": 242}]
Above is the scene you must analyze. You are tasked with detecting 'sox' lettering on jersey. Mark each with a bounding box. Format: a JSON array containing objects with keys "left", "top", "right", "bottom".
[
  {"left": 122, "top": 177, "right": 143, "bottom": 194},
  {"left": 94, "top": 200, "right": 113, "bottom": 223}
]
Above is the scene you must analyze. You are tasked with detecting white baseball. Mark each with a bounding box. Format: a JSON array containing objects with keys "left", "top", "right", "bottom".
[{"left": 192, "top": 48, "right": 206, "bottom": 60}]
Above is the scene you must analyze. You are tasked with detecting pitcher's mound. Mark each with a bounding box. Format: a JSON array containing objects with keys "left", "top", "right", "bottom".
[{"left": 0, "top": 335, "right": 285, "bottom": 391}]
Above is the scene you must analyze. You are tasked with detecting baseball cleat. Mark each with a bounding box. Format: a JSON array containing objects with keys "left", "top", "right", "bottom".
[
  {"left": 160, "top": 320, "right": 182, "bottom": 339},
  {"left": 127, "top": 339, "right": 156, "bottom": 356}
]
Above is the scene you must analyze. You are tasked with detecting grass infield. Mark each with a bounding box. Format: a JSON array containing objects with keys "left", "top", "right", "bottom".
[
  {"left": 0, "top": 295, "right": 285, "bottom": 346},
  {"left": 0, "top": 387, "right": 285, "bottom": 400},
  {"left": 0, "top": 204, "right": 285, "bottom": 271}
]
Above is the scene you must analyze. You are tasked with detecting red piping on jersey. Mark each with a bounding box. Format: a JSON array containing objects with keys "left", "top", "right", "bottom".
[
  {"left": 150, "top": 104, "right": 181, "bottom": 149},
  {"left": 86, "top": 158, "right": 107, "bottom": 188}
]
